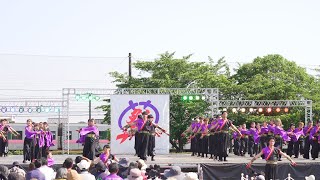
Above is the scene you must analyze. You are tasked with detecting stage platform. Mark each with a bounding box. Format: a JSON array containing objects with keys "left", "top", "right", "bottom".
[
  {"left": 2, "top": 154, "right": 319, "bottom": 179},
  {"left": 1, "top": 153, "right": 319, "bottom": 166}
]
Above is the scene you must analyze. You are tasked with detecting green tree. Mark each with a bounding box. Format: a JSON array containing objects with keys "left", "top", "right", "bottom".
[
  {"left": 109, "top": 52, "right": 231, "bottom": 151},
  {"left": 232, "top": 54, "right": 320, "bottom": 126}
]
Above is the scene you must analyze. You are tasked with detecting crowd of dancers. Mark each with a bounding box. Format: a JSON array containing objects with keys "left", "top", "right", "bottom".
[
  {"left": 0, "top": 119, "right": 55, "bottom": 163},
  {"left": 182, "top": 111, "right": 320, "bottom": 161}
]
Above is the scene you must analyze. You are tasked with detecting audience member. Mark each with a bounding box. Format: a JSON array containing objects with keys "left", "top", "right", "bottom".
[
  {"left": 118, "top": 158, "right": 129, "bottom": 179},
  {"left": 164, "top": 166, "right": 185, "bottom": 180},
  {"left": 63, "top": 158, "right": 80, "bottom": 180},
  {"left": 55, "top": 168, "right": 67, "bottom": 180},
  {"left": 126, "top": 168, "right": 143, "bottom": 180},
  {"left": 104, "top": 163, "right": 123, "bottom": 180},
  {"left": 39, "top": 157, "right": 55, "bottom": 180},
  {"left": 28, "top": 163, "right": 35, "bottom": 172},
  {"left": 183, "top": 172, "right": 198, "bottom": 180},
  {"left": 77, "top": 160, "right": 95, "bottom": 180},
  {"left": 9, "top": 161, "right": 26, "bottom": 178},
  {"left": 8, "top": 172, "right": 24, "bottom": 180},
  {"left": 25, "top": 159, "right": 45, "bottom": 180},
  {"left": 93, "top": 161, "right": 108, "bottom": 180},
  {"left": 0, "top": 165, "right": 9, "bottom": 180},
  {"left": 47, "top": 151, "right": 55, "bottom": 168}
]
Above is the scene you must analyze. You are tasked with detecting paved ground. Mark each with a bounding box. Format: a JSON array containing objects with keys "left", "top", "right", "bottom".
[{"left": 1, "top": 153, "right": 319, "bottom": 166}]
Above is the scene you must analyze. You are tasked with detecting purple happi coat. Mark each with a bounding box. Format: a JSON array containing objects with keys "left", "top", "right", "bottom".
[
  {"left": 309, "top": 126, "right": 320, "bottom": 140},
  {"left": 274, "top": 126, "right": 290, "bottom": 142},
  {"left": 77, "top": 125, "right": 99, "bottom": 144}
]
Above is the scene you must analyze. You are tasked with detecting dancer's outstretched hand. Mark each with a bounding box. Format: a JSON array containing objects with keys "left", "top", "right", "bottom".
[
  {"left": 291, "top": 161, "right": 297, "bottom": 166},
  {"left": 246, "top": 162, "right": 252, "bottom": 169}
]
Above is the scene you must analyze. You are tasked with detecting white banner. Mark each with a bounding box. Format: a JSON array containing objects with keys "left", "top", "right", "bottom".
[{"left": 110, "top": 95, "right": 170, "bottom": 155}]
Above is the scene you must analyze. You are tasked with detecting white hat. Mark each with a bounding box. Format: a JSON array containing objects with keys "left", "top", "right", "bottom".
[
  {"left": 137, "top": 159, "right": 147, "bottom": 171},
  {"left": 183, "top": 172, "right": 199, "bottom": 180},
  {"left": 305, "top": 175, "right": 315, "bottom": 180},
  {"left": 77, "top": 160, "right": 90, "bottom": 170},
  {"left": 127, "top": 168, "right": 143, "bottom": 180}
]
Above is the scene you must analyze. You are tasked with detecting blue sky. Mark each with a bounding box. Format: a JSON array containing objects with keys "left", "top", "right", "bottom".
[{"left": 0, "top": 0, "right": 319, "bottom": 98}]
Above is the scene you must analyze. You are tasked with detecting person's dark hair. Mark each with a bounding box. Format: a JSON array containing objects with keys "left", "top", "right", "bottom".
[
  {"left": 8, "top": 173, "right": 23, "bottom": 180},
  {"left": 40, "top": 157, "right": 48, "bottom": 166},
  {"left": 221, "top": 111, "right": 227, "bottom": 115},
  {"left": 137, "top": 115, "right": 143, "bottom": 119},
  {"left": 0, "top": 165, "right": 9, "bottom": 178},
  {"left": 75, "top": 156, "right": 83, "bottom": 164},
  {"left": 88, "top": 118, "right": 95, "bottom": 122},
  {"left": 34, "top": 159, "right": 42, "bottom": 168},
  {"left": 268, "top": 136, "right": 275, "bottom": 142},
  {"left": 63, "top": 158, "right": 73, "bottom": 169},
  {"left": 103, "top": 144, "right": 110, "bottom": 149},
  {"left": 28, "top": 163, "right": 35, "bottom": 171},
  {"left": 108, "top": 163, "right": 119, "bottom": 174}
]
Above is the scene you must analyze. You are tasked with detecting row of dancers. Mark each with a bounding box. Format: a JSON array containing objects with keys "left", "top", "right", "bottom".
[
  {"left": 0, "top": 119, "right": 55, "bottom": 162},
  {"left": 182, "top": 111, "right": 320, "bottom": 161}
]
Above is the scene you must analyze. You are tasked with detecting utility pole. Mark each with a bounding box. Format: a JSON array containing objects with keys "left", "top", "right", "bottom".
[{"left": 129, "top": 53, "right": 132, "bottom": 78}]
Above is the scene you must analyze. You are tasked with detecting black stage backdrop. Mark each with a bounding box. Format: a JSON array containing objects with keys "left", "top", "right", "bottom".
[{"left": 201, "top": 163, "right": 320, "bottom": 180}]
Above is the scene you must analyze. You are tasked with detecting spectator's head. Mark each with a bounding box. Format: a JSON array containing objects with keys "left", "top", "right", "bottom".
[
  {"left": 127, "top": 168, "right": 143, "bottom": 180},
  {"left": 34, "top": 159, "right": 42, "bottom": 168},
  {"left": 11, "top": 162, "right": 22, "bottom": 169},
  {"left": 164, "top": 166, "right": 185, "bottom": 179},
  {"left": 136, "top": 159, "right": 147, "bottom": 172},
  {"left": 108, "top": 163, "right": 119, "bottom": 174},
  {"left": 8, "top": 173, "right": 24, "bottom": 180},
  {"left": 183, "top": 172, "right": 199, "bottom": 180},
  {"left": 75, "top": 156, "right": 83, "bottom": 164},
  {"left": 103, "top": 144, "right": 110, "bottom": 153},
  {"left": 118, "top": 158, "right": 129, "bottom": 168},
  {"left": 40, "top": 157, "right": 48, "bottom": 166},
  {"left": 28, "top": 163, "right": 35, "bottom": 171},
  {"left": 67, "top": 169, "right": 80, "bottom": 180},
  {"left": 0, "top": 165, "right": 9, "bottom": 177},
  {"left": 63, "top": 158, "right": 73, "bottom": 169},
  {"left": 46, "top": 151, "right": 53, "bottom": 159},
  {"left": 95, "top": 161, "right": 106, "bottom": 173},
  {"left": 77, "top": 160, "right": 90, "bottom": 171},
  {"left": 55, "top": 168, "right": 68, "bottom": 179}
]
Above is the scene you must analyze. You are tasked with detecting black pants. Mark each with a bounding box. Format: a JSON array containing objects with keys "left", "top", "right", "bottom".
[
  {"left": 294, "top": 139, "right": 304, "bottom": 157},
  {"left": 201, "top": 136, "right": 208, "bottom": 157},
  {"left": 265, "top": 164, "right": 277, "bottom": 180},
  {"left": 137, "top": 132, "right": 149, "bottom": 160},
  {"left": 196, "top": 134, "right": 202, "bottom": 156},
  {"left": 42, "top": 139, "right": 48, "bottom": 158},
  {"left": 134, "top": 131, "right": 138, "bottom": 154},
  {"left": 248, "top": 136, "right": 255, "bottom": 156},
  {"left": 233, "top": 138, "right": 240, "bottom": 155},
  {"left": 240, "top": 137, "right": 248, "bottom": 155},
  {"left": 83, "top": 137, "right": 97, "bottom": 160},
  {"left": 217, "top": 132, "right": 229, "bottom": 159},
  {"left": 303, "top": 136, "right": 311, "bottom": 159},
  {"left": 208, "top": 134, "right": 215, "bottom": 156},
  {"left": 34, "top": 138, "right": 41, "bottom": 160},
  {"left": 287, "top": 140, "right": 294, "bottom": 156},
  {"left": 0, "top": 137, "right": 8, "bottom": 156},
  {"left": 191, "top": 134, "right": 198, "bottom": 154},
  {"left": 148, "top": 135, "right": 155, "bottom": 157},
  {"left": 23, "top": 137, "right": 34, "bottom": 161},
  {"left": 311, "top": 139, "right": 319, "bottom": 159}
]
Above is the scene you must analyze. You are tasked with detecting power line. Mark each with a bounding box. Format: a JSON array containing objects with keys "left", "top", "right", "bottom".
[{"left": 0, "top": 53, "right": 127, "bottom": 59}]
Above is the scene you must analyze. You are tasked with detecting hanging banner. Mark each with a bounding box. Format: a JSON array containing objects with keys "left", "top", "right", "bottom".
[{"left": 110, "top": 95, "right": 170, "bottom": 154}]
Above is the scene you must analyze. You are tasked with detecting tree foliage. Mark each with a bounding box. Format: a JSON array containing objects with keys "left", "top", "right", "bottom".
[
  {"left": 103, "top": 52, "right": 320, "bottom": 150},
  {"left": 109, "top": 52, "right": 231, "bottom": 151}
]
